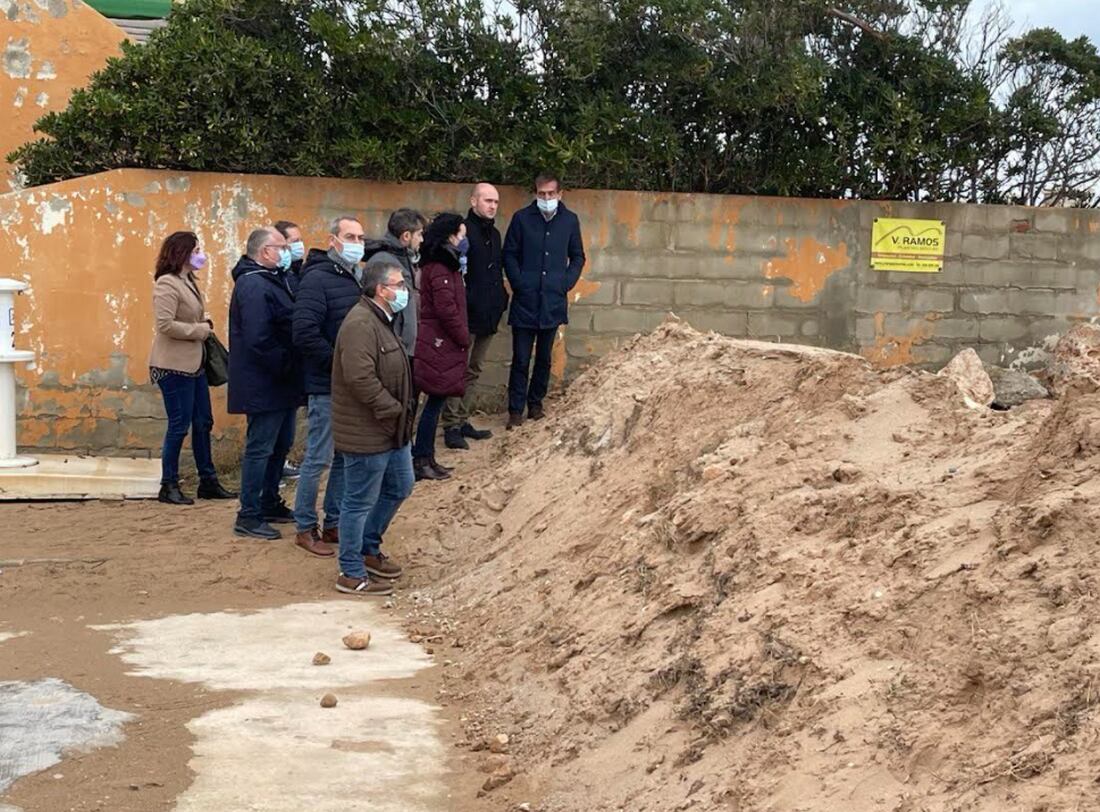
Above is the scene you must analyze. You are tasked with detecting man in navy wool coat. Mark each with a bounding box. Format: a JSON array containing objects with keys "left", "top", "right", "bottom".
[{"left": 502, "top": 172, "right": 586, "bottom": 429}]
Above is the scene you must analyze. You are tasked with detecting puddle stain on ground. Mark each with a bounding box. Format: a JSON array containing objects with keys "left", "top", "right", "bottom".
[
  {"left": 94, "top": 601, "right": 449, "bottom": 812},
  {"left": 0, "top": 678, "right": 133, "bottom": 795}
]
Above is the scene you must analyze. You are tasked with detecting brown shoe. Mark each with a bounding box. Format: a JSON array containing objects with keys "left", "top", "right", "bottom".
[
  {"left": 321, "top": 527, "right": 339, "bottom": 546},
  {"left": 335, "top": 573, "right": 393, "bottom": 596},
  {"left": 295, "top": 528, "right": 334, "bottom": 557},
  {"left": 528, "top": 404, "right": 545, "bottom": 421},
  {"left": 363, "top": 553, "right": 403, "bottom": 579},
  {"left": 506, "top": 411, "right": 525, "bottom": 430}
]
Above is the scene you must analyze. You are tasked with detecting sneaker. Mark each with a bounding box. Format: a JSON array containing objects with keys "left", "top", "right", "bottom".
[
  {"left": 295, "top": 528, "right": 334, "bottom": 557},
  {"left": 506, "top": 412, "right": 525, "bottom": 431},
  {"left": 234, "top": 518, "right": 282, "bottom": 540},
  {"left": 528, "top": 404, "right": 545, "bottom": 421},
  {"left": 282, "top": 461, "right": 300, "bottom": 480},
  {"left": 444, "top": 426, "right": 469, "bottom": 450},
  {"left": 321, "top": 527, "right": 339, "bottom": 546},
  {"left": 335, "top": 573, "right": 394, "bottom": 596},
  {"left": 363, "top": 553, "right": 403, "bottom": 579},
  {"left": 263, "top": 500, "right": 294, "bottom": 524},
  {"left": 461, "top": 422, "right": 492, "bottom": 440}
]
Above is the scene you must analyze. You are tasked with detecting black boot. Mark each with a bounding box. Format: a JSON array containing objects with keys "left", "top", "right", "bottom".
[
  {"left": 443, "top": 426, "right": 469, "bottom": 450},
  {"left": 197, "top": 478, "right": 237, "bottom": 499},
  {"left": 460, "top": 422, "right": 492, "bottom": 440},
  {"left": 414, "top": 456, "right": 447, "bottom": 481},
  {"left": 430, "top": 455, "right": 453, "bottom": 477},
  {"left": 158, "top": 482, "right": 194, "bottom": 505}
]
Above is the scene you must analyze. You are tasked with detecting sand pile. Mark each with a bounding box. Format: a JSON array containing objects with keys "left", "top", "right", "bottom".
[{"left": 410, "top": 319, "right": 1100, "bottom": 811}]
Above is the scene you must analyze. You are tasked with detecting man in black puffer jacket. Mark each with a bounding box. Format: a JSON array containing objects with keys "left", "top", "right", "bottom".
[{"left": 290, "top": 215, "right": 366, "bottom": 558}]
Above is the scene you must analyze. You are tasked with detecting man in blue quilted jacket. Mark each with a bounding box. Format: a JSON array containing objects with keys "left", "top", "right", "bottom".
[
  {"left": 290, "top": 215, "right": 366, "bottom": 557},
  {"left": 502, "top": 172, "right": 586, "bottom": 429}
]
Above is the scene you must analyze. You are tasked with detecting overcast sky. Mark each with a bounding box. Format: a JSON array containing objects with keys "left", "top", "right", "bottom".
[{"left": 991, "top": 0, "right": 1099, "bottom": 43}]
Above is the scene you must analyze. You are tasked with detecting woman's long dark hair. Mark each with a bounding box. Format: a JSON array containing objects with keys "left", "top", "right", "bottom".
[
  {"left": 421, "top": 212, "right": 464, "bottom": 262},
  {"left": 155, "top": 231, "right": 199, "bottom": 279}
]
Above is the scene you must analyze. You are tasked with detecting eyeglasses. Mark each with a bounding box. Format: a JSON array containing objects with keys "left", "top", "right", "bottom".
[{"left": 382, "top": 281, "right": 407, "bottom": 290}]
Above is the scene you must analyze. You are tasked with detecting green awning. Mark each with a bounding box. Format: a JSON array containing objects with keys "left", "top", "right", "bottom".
[{"left": 86, "top": 0, "right": 171, "bottom": 19}]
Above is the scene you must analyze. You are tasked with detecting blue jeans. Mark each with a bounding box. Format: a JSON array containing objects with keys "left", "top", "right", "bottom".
[
  {"left": 157, "top": 372, "right": 216, "bottom": 485},
  {"left": 293, "top": 395, "right": 344, "bottom": 532},
  {"left": 508, "top": 326, "right": 557, "bottom": 414},
  {"left": 236, "top": 407, "right": 297, "bottom": 523},
  {"left": 338, "top": 444, "right": 415, "bottom": 578},
  {"left": 412, "top": 394, "right": 446, "bottom": 458}
]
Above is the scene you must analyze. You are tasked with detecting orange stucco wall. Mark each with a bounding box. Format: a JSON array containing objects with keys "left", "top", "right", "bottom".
[
  {"left": 4, "top": 167, "right": 1099, "bottom": 459},
  {"left": 1, "top": 0, "right": 125, "bottom": 185}
]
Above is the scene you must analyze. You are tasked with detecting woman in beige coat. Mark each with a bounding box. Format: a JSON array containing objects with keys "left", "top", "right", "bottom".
[{"left": 149, "top": 231, "right": 235, "bottom": 505}]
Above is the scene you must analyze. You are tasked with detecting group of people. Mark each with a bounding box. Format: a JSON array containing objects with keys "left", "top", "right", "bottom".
[{"left": 147, "top": 173, "right": 586, "bottom": 594}]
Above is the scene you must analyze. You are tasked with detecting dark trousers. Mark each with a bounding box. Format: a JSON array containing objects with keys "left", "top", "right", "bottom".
[
  {"left": 508, "top": 326, "right": 557, "bottom": 415},
  {"left": 237, "top": 407, "right": 297, "bottom": 522},
  {"left": 412, "top": 394, "right": 446, "bottom": 458},
  {"left": 157, "top": 372, "right": 216, "bottom": 485}
]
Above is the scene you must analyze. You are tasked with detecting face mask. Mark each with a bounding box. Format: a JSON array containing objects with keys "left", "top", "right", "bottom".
[
  {"left": 456, "top": 237, "right": 470, "bottom": 255},
  {"left": 340, "top": 241, "right": 365, "bottom": 265},
  {"left": 537, "top": 197, "right": 559, "bottom": 214},
  {"left": 277, "top": 248, "right": 292, "bottom": 270},
  {"left": 188, "top": 253, "right": 207, "bottom": 270},
  {"left": 390, "top": 287, "right": 409, "bottom": 313},
  {"left": 289, "top": 240, "right": 305, "bottom": 261}
]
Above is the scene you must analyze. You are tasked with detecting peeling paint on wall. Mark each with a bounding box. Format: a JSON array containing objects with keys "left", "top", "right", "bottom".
[
  {"left": 860, "top": 312, "right": 935, "bottom": 367},
  {"left": 764, "top": 237, "right": 850, "bottom": 302}
]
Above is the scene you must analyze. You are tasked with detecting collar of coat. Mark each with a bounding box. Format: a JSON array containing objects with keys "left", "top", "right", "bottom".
[
  {"left": 466, "top": 208, "right": 495, "bottom": 230},
  {"left": 422, "top": 243, "right": 462, "bottom": 272},
  {"left": 365, "top": 297, "right": 394, "bottom": 323}
]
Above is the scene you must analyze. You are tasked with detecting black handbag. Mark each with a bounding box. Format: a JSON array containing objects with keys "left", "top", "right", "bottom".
[{"left": 203, "top": 333, "right": 229, "bottom": 387}]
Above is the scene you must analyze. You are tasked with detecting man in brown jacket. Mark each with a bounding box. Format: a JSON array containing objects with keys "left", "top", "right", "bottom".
[{"left": 332, "top": 260, "right": 416, "bottom": 596}]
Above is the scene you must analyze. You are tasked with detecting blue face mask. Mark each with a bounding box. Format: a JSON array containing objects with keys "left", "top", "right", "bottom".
[
  {"left": 537, "top": 197, "right": 559, "bottom": 215},
  {"left": 289, "top": 240, "right": 305, "bottom": 261},
  {"left": 391, "top": 287, "right": 410, "bottom": 313},
  {"left": 277, "top": 248, "right": 292, "bottom": 270},
  {"left": 340, "top": 241, "right": 365, "bottom": 265},
  {"left": 456, "top": 237, "right": 470, "bottom": 255}
]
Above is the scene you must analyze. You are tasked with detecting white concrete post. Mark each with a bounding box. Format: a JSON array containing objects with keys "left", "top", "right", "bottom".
[{"left": 0, "top": 279, "right": 37, "bottom": 469}]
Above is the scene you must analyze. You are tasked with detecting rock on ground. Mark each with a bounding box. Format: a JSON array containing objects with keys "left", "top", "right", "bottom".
[
  {"left": 1047, "top": 323, "right": 1100, "bottom": 396},
  {"left": 938, "top": 348, "right": 994, "bottom": 408},
  {"left": 987, "top": 366, "right": 1049, "bottom": 408}
]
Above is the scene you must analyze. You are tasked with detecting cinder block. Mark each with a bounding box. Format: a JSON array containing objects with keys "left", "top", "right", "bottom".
[
  {"left": 856, "top": 287, "right": 904, "bottom": 314},
  {"left": 565, "top": 333, "right": 623, "bottom": 359},
  {"left": 773, "top": 284, "right": 825, "bottom": 309},
  {"left": 118, "top": 416, "right": 169, "bottom": 451},
  {"left": 1033, "top": 209, "right": 1074, "bottom": 234},
  {"left": 1010, "top": 233, "right": 1061, "bottom": 261},
  {"left": 571, "top": 279, "right": 618, "bottom": 306},
  {"left": 910, "top": 288, "right": 955, "bottom": 313},
  {"left": 746, "top": 312, "right": 801, "bottom": 338},
  {"left": 962, "top": 234, "right": 1009, "bottom": 260},
  {"left": 565, "top": 306, "right": 596, "bottom": 331},
  {"left": 855, "top": 316, "right": 879, "bottom": 341},
  {"left": 622, "top": 280, "right": 673, "bottom": 307},
  {"left": 932, "top": 318, "right": 979, "bottom": 339},
  {"left": 680, "top": 310, "right": 748, "bottom": 335},
  {"left": 960, "top": 288, "right": 1056, "bottom": 315},
  {"left": 592, "top": 308, "right": 670, "bottom": 335},
  {"left": 978, "top": 317, "right": 1030, "bottom": 342},
  {"left": 1057, "top": 235, "right": 1100, "bottom": 264},
  {"left": 912, "top": 343, "right": 954, "bottom": 366},
  {"left": 675, "top": 280, "right": 773, "bottom": 309},
  {"left": 801, "top": 319, "right": 820, "bottom": 337},
  {"left": 648, "top": 196, "right": 698, "bottom": 223}
]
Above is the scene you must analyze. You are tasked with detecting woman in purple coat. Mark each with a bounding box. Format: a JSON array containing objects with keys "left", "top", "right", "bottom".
[{"left": 412, "top": 212, "right": 470, "bottom": 481}]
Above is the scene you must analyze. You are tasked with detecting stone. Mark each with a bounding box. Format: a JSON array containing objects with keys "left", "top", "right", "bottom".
[
  {"left": 312, "top": 652, "right": 331, "bottom": 666},
  {"left": 987, "top": 366, "right": 1049, "bottom": 408},
  {"left": 489, "top": 733, "right": 510, "bottom": 753},
  {"left": 342, "top": 631, "right": 371, "bottom": 650},
  {"left": 938, "top": 349, "right": 994, "bottom": 409},
  {"left": 480, "top": 765, "right": 516, "bottom": 792},
  {"left": 1047, "top": 323, "right": 1100, "bottom": 397},
  {"left": 320, "top": 693, "right": 338, "bottom": 708}
]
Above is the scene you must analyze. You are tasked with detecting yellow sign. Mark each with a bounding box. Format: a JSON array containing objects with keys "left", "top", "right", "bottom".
[{"left": 871, "top": 217, "right": 945, "bottom": 273}]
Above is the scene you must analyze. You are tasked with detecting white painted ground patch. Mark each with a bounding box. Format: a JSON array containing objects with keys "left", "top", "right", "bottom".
[
  {"left": 0, "top": 678, "right": 133, "bottom": 793},
  {"left": 95, "top": 601, "right": 449, "bottom": 811}
]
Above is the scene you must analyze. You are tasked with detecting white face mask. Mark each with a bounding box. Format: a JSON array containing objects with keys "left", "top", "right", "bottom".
[{"left": 537, "top": 197, "right": 559, "bottom": 214}]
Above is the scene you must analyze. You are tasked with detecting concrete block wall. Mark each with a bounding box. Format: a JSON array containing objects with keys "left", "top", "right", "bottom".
[{"left": 3, "top": 169, "right": 1099, "bottom": 456}]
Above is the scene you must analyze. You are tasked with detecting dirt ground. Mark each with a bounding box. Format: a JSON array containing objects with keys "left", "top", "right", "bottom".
[
  {"left": 5, "top": 319, "right": 1100, "bottom": 812},
  {"left": 0, "top": 436, "right": 501, "bottom": 812}
]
